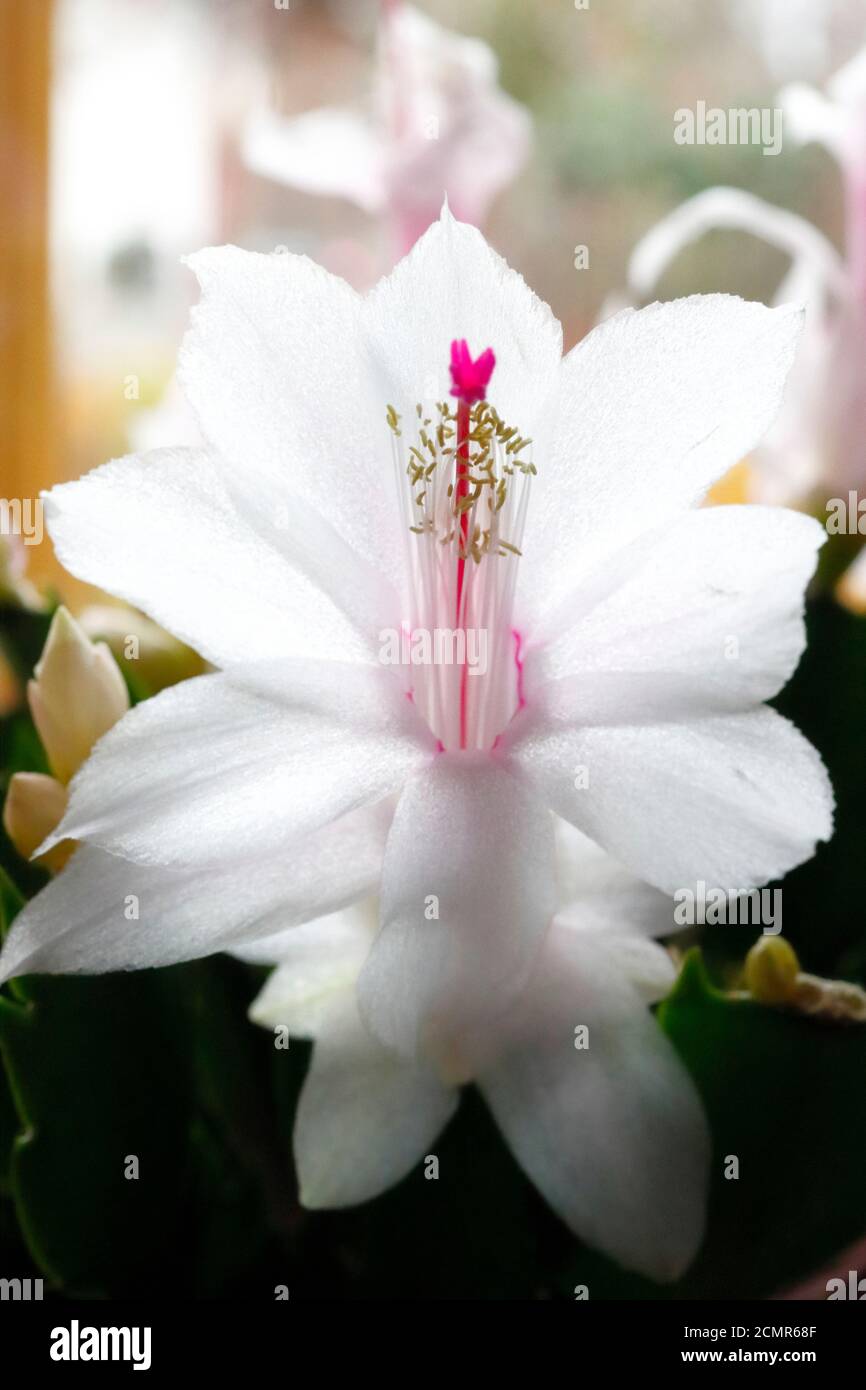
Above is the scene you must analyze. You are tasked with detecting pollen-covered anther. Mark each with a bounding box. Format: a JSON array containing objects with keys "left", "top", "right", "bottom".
[{"left": 386, "top": 398, "right": 534, "bottom": 559}]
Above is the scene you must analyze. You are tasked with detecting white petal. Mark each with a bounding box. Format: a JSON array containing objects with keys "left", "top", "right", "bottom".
[
  {"left": 294, "top": 1010, "right": 457, "bottom": 1209},
  {"left": 0, "top": 804, "right": 390, "bottom": 982},
  {"left": 531, "top": 506, "right": 824, "bottom": 718},
  {"left": 247, "top": 903, "right": 376, "bottom": 1032},
  {"left": 508, "top": 705, "right": 833, "bottom": 895},
  {"left": 555, "top": 820, "right": 674, "bottom": 940},
  {"left": 178, "top": 246, "right": 404, "bottom": 593},
  {"left": 585, "top": 930, "right": 676, "bottom": 1005},
  {"left": 127, "top": 375, "right": 202, "bottom": 454},
  {"left": 522, "top": 295, "right": 803, "bottom": 616},
  {"left": 248, "top": 893, "right": 456, "bottom": 1208},
  {"left": 480, "top": 921, "right": 710, "bottom": 1281},
  {"left": 242, "top": 107, "right": 386, "bottom": 211},
  {"left": 45, "top": 663, "right": 432, "bottom": 868},
  {"left": 45, "top": 448, "right": 377, "bottom": 667},
  {"left": 620, "top": 188, "right": 844, "bottom": 514},
  {"left": 361, "top": 207, "right": 563, "bottom": 456},
  {"left": 357, "top": 754, "right": 556, "bottom": 1079}
]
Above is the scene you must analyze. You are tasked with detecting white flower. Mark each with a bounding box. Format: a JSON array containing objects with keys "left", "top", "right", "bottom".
[
  {"left": 0, "top": 209, "right": 831, "bottom": 972},
  {"left": 242, "top": 4, "right": 531, "bottom": 253},
  {"left": 782, "top": 44, "right": 866, "bottom": 177},
  {"left": 0, "top": 208, "right": 830, "bottom": 1171},
  {"left": 622, "top": 47, "right": 866, "bottom": 510},
  {"left": 246, "top": 822, "right": 710, "bottom": 1282}
]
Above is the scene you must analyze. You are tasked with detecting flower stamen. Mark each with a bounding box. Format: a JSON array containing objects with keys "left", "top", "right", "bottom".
[{"left": 385, "top": 342, "right": 536, "bottom": 752}]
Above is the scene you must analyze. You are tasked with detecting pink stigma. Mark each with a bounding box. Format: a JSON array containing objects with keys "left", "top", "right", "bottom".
[{"left": 449, "top": 339, "right": 496, "bottom": 405}]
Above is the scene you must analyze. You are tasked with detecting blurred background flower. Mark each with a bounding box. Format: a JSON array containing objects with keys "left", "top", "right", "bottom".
[
  {"left": 242, "top": 1, "right": 532, "bottom": 264},
  {"left": 618, "top": 43, "right": 866, "bottom": 614}
]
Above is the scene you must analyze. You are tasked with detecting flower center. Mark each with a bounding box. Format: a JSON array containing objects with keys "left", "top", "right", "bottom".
[{"left": 386, "top": 340, "right": 535, "bottom": 752}]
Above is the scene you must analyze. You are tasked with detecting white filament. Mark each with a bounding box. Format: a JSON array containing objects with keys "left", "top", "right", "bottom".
[{"left": 390, "top": 408, "right": 532, "bottom": 751}]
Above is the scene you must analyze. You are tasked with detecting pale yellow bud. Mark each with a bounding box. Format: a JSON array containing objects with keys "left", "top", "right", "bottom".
[
  {"left": 3, "top": 772, "right": 74, "bottom": 872},
  {"left": 745, "top": 935, "right": 801, "bottom": 1005},
  {"left": 27, "top": 606, "right": 130, "bottom": 785}
]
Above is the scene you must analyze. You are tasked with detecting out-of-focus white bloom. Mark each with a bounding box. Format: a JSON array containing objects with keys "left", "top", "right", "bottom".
[
  {"left": 732, "top": 0, "right": 832, "bottom": 81},
  {"left": 622, "top": 49, "right": 866, "bottom": 516},
  {"left": 3, "top": 607, "right": 130, "bottom": 871},
  {"left": 242, "top": 4, "right": 531, "bottom": 254},
  {"left": 623, "top": 186, "right": 848, "bottom": 508},
  {"left": 783, "top": 44, "right": 866, "bottom": 192},
  {"left": 247, "top": 824, "right": 709, "bottom": 1283}
]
